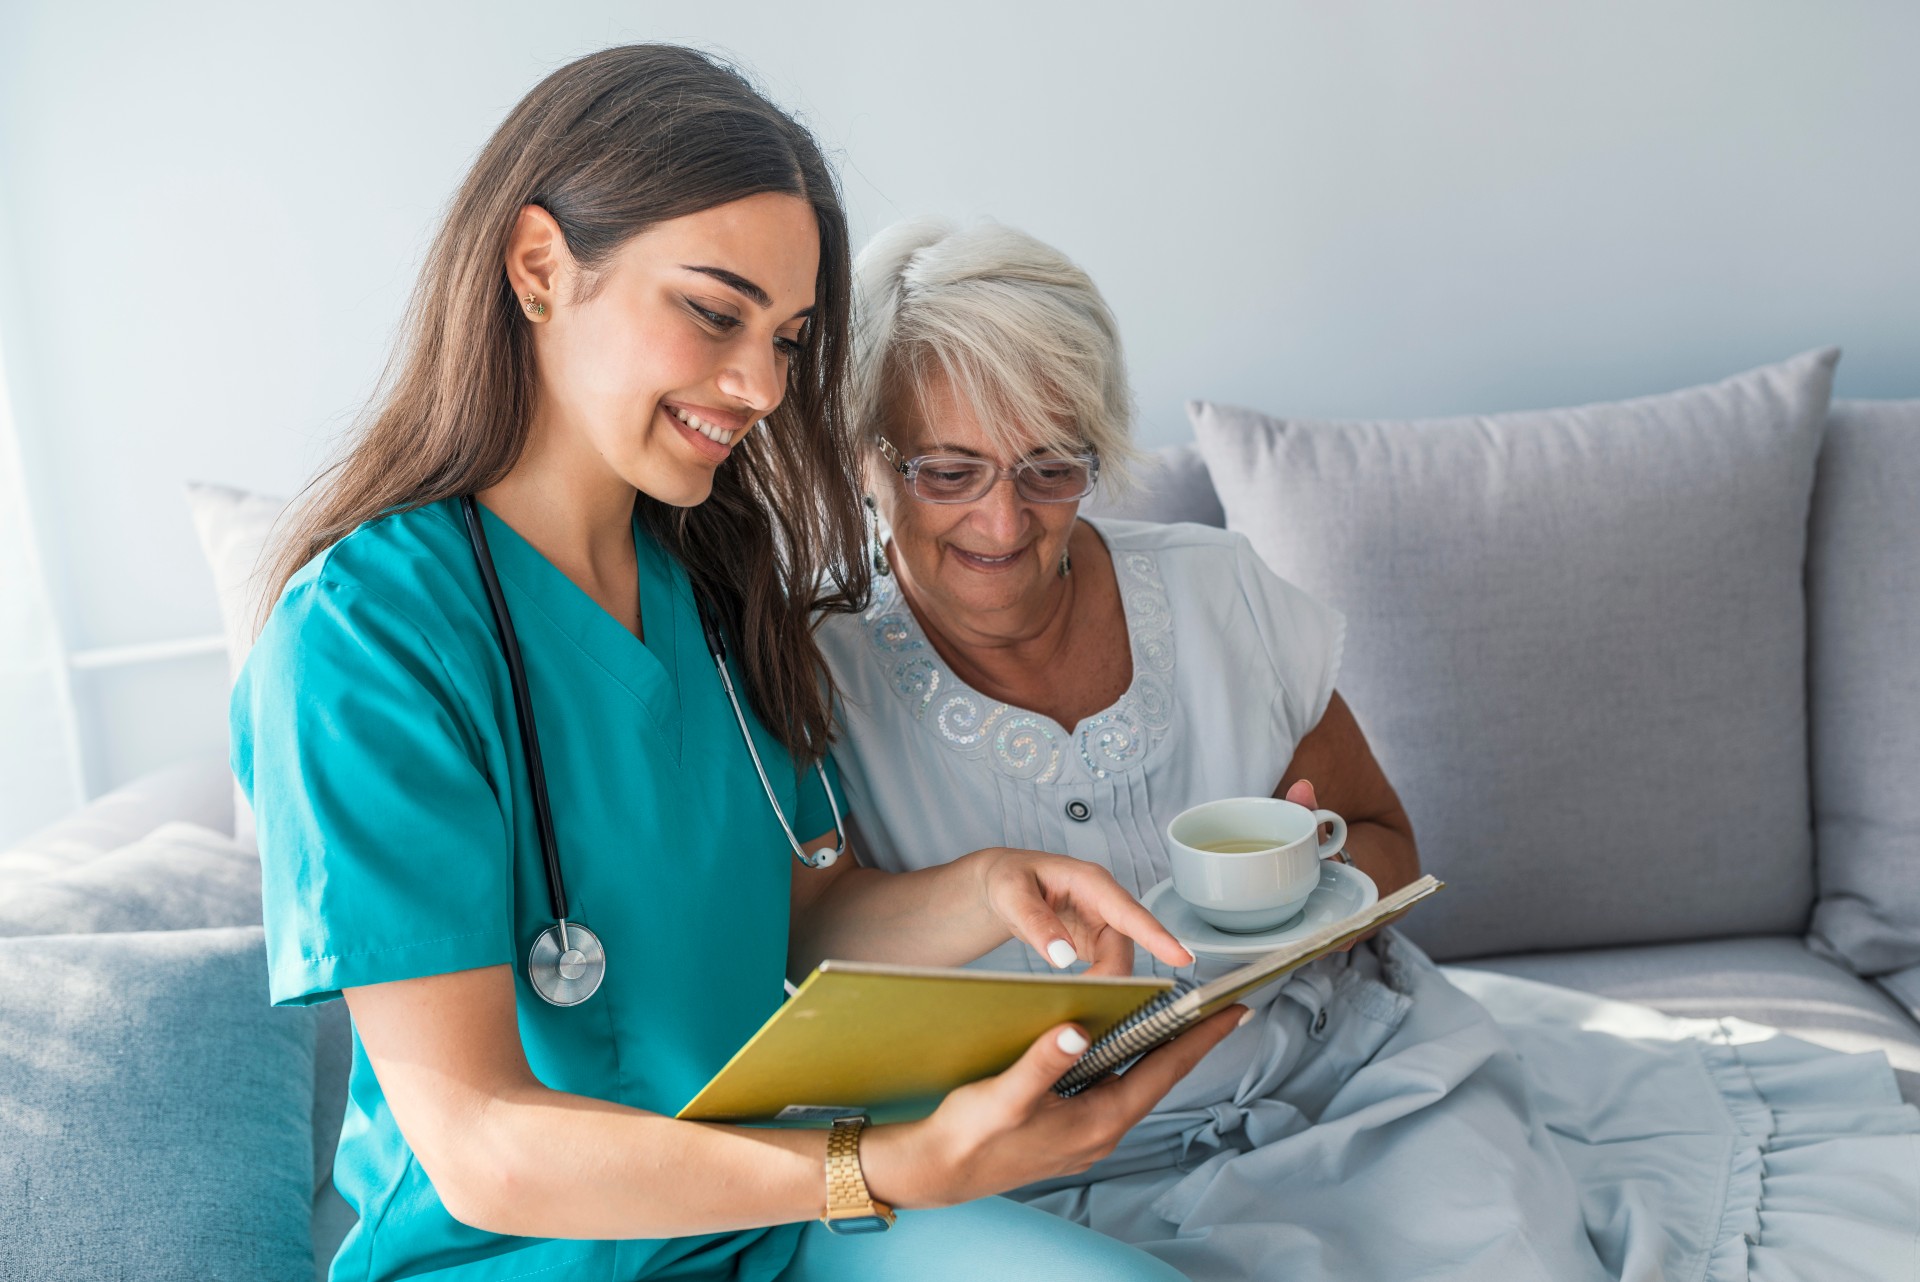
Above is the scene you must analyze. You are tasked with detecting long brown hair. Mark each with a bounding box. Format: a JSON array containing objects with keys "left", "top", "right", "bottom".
[{"left": 260, "top": 44, "right": 867, "bottom": 763}]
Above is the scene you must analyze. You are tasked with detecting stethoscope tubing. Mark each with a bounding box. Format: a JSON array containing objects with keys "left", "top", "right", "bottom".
[
  {"left": 694, "top": 595, "right": 844, "bottom": 871},
  {"left": 461, "top": 496, "right": 571, "bottom": 926},
  {"left": 461, "top": 495, "right": 845, "bottom": 1006}
]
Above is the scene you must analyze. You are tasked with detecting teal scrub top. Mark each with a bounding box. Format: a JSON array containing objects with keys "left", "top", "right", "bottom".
[{"left": 232, "top": 499, "right": 839, "bottom": 1282}]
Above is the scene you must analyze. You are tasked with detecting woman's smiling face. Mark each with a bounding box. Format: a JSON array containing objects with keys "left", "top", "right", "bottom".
[
  {"left": 874, "top": 368, "right": 1084, "bottom": 634},
  {"left": 523, "top": 191, "right": 819, "bottom": 507}
]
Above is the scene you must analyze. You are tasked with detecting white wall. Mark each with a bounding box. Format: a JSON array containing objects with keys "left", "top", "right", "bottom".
[
  {"left": 0, "top": 207, "right": 84, "bottom": 833},
  {"left": 1, "top": 1, "right": 1916, "bottom": 835}
]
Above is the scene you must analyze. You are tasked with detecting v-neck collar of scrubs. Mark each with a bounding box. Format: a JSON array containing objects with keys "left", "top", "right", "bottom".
[{"left": 469, "top": 501, "right": 687, "bottom": 761}]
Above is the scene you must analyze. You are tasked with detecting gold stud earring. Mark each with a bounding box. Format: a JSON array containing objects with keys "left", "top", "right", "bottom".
[{"left": 523, "top": 292, "right": 547, "bottom": 318}]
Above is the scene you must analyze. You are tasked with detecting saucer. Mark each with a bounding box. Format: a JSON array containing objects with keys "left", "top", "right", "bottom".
[{"left": 1142, "top": 862, "right": 1379, "bottom": 958}]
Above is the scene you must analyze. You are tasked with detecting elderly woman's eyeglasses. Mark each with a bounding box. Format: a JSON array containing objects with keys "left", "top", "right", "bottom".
[{"left": 876, "top": 435, "right": 1100, "bottom": 505}]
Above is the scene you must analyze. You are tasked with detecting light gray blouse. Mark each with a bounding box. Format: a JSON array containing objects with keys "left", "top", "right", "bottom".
[{"left": 819, "top": 517, "right": 1345, "bottom": 985}]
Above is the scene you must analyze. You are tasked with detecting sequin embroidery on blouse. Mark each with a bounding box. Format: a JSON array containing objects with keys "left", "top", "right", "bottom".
[{"left": 861, "top": 539, "right": 1176, "bottom": 782}]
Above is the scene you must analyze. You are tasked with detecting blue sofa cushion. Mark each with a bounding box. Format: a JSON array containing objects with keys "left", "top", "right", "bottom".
[{"left": 0, "top": 927, "right": 314, "bottom": 1280}]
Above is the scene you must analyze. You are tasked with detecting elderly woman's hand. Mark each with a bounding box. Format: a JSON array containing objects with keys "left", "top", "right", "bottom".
[
  {"left": 860, "top": 1003, "right": 1248, "bottom": 1210},
  {"left": 1284, "top": 777, "right": 1409, "bottom": 948},
  {"left": 970, "top": 847, "right": 1194, "bottom": 976}
]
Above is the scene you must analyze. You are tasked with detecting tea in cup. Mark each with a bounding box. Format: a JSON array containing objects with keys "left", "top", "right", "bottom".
[{"left": 1165, "top": 797, "right": 1349, "bottom": 933}]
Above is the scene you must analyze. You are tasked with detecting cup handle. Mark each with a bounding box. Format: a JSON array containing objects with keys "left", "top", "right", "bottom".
[{"left": 1313, "top": 810, "right": 1348, "bottom": 861}]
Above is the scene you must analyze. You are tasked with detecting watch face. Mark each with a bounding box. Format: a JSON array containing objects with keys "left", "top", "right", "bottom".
[{"left": 824, "top": 1214, "right": 894, "bottom": 1235}]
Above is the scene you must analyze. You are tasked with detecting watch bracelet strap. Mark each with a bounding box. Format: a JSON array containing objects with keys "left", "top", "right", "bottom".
[{"left": 825, "top": 1118, "right": 890, "bottom": 1217}]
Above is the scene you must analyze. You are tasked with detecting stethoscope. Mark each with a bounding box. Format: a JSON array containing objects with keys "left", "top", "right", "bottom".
[{"left": 460, "top": 496, "right": 845, "bottom": 1008}]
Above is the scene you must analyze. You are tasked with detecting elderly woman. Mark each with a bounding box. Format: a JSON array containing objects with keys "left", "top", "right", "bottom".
[{"left": 814, "top": 220, "right": 1920, "bottom": 1282}]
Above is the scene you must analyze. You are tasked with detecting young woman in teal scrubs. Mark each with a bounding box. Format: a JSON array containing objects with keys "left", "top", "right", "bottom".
[{"left": 233, "top": 45, "right": 1241, "bottom": 1282}]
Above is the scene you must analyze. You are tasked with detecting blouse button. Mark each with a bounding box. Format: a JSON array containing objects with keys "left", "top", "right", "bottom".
[{"left": 1065, "top": 799, "right": 1092, "bottom": 823}]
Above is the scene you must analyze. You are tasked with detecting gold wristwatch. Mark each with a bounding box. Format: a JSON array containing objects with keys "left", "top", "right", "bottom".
[{"left": 821, "top": 1115, "right": 895, "bottom": 1234}]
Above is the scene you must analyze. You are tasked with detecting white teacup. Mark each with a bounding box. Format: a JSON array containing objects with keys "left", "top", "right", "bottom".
[{"left": 1165, "top": 797, "right": 1349, "bottom": 933}]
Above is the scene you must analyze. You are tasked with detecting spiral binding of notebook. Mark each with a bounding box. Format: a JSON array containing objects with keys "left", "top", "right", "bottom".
[
  {"left": 1051, "top": 979, "right": 1196, "bottom": 1097},
  {"left": 1046, "top": 876, "right": 1445, "bottom": 1098}
]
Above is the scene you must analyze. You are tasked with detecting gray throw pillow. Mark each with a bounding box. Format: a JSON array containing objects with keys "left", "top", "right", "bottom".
[
  {"left": 185, "top": 481, "right": 293, "bottom": 850},
  {"left": 1191, "top": 348, "right": 1837, "bottom": 961},
  {"left": 0, "top": 927, "right": 314, "bottom": 1280},
  {"left": 1805, "top": 400, "right": 1920, "bottom": 978},
  {"left": 0, "top": 821, "right": 260, "bottom": 937},
  {"left": 0, "top": 757, "right": 233, "bottom": 885},
  {"left": 1084, "top": 442, "right": 1227, "bottom": 527}
]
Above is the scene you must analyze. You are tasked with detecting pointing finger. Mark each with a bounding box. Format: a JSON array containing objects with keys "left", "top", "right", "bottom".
[{"left": 1072, "top": 871, "right": 1193, "bottom": 969}]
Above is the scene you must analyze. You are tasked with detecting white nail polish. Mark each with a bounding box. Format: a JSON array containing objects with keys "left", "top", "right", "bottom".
[
  {"left": 1237, "top": 1007, "right": 1255, "bottom": 1028},
  {"left": 1057, "top": 1027, "right": 1090, "bottom": 1055},
  {"left": 1046, "top": 939, "right": 1078, "bottom": 969}
]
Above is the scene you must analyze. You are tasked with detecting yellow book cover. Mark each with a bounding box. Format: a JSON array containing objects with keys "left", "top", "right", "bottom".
[
  {"left": 677, "top": 875, "right": 1442, "bottom": 1125},
  {"left": 676, "top": 962, "right": 1171, "bottom": 1125}
]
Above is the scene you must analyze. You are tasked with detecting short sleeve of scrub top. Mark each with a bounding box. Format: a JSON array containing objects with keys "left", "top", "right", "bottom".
[{"left": 237, "top": 576, "right": 514, "bottom": 1005}]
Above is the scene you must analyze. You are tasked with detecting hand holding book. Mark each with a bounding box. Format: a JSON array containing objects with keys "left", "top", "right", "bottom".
[{"left": 853, "top": 1001, "right": 1250, "bottom": 1210}]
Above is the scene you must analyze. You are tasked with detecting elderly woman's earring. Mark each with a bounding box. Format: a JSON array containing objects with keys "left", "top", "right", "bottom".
[
  {"left": 1058, "top": 547, "right": 1072, "bottom": 579},
  {"left": 523, "top": 292, "right": 547, "bottom": 318},
  {"left": 863, "top": 495, "right": 892, "bottom": 578}
]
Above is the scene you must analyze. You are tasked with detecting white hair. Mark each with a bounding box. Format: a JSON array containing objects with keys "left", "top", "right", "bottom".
[{"left": 849, "top": 218, "right": 1141, "bottom": 493}]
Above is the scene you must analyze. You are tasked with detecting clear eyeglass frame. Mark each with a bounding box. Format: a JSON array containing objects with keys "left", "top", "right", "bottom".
[{"left": 876, "top": 434, "right": 1100, "bottom": 504}]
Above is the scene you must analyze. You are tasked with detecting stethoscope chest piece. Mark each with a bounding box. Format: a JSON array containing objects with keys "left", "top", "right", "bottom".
[{"left": 527, "top": 920, "right": 606, "bottom": 1007}]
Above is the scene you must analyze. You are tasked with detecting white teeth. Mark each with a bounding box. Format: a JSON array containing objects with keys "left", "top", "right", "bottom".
[{"left": 667, "top": 405, "right": 735, "bottom": 446}]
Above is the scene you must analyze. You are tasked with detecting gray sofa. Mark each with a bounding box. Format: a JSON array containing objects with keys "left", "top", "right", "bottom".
[
  {"left": 1, "top": 354, "right": 1914, "bottom": 1278},
  {"left": 1087, "top": 365, "right": 1920, "bottom": 1106}
]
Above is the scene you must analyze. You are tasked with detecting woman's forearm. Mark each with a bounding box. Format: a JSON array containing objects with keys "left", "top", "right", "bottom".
[
  {"left": 1277, "top": 692, "right": 1419, "bottom": 899},
  {"left": 1340, "top": 810, "right": 1420, "bottom": 897},
  {"left": 787, "top": 855, "right": 1010, "bottom": 978},
  {"left": 453, "top": 1085, "right": 840, "bottom": 1238}
]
